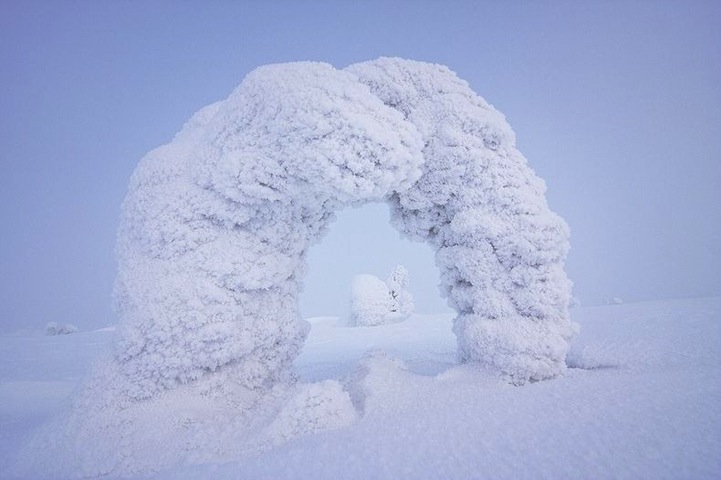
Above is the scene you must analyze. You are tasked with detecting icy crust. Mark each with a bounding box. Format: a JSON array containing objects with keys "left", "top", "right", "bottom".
[{"left": 25, "top": 58, "right": 575, "bottom": 476}]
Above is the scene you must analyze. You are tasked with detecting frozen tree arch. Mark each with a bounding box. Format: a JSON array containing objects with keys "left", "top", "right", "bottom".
[
  {"left": 115, "top": 57, "right": 575, "bottom": 398},
  {"left": 17, "top": 58, "right": 577, "bottom": 478}
]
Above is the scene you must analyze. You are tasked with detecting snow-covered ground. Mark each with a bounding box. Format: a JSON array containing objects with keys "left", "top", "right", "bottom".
[{"left": 1, "top": 297, "right": 719, "bottom": 479}]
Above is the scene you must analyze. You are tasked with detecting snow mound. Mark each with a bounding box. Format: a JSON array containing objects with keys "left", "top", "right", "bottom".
[
  {"left": 265, "top": 380, "right": 358, "bottom": 445},
  {"left": 15, "top": 364, "right": 359, "bottom": 478},
  {"left": 345, "top": 350, "right": 411, "bottom": 414},
  {"left": 44, "top": 322, "right": 78, "bottom": 335}
]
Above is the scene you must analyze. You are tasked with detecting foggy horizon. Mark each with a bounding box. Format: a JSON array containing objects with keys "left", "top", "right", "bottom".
[{"left": 1, "top": 1, "right": 719, "bottom": 332}]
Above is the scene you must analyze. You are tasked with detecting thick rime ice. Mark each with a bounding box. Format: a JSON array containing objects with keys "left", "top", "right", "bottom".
[
  {"left": 111, "top": 57, "right": 573, "bottom": 396},
  {"left": 112, "top": 61, "right": 425, "bottom": 399},
  {"left": 27, "top": 58, "right": 575, "bottom": 476},
  {"left": 349, "top": 58, "right": 575, "bottom": 382},
  {"left": 113, "top": 58, "right": 572, "bottom": 392}
]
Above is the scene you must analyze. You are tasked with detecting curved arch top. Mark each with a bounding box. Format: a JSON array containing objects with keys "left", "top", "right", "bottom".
[{"left": 113, "top": 57, "right": 575, "bottom": 398}]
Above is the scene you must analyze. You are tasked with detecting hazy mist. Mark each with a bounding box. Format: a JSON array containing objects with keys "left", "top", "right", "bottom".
[{"left": 1, "top": 1, "right": 719, "bottom": 332}]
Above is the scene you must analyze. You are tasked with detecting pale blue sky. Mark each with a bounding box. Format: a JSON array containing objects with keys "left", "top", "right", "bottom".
[{"left": 1, "top": 1, "right": 719, "bottom": 331}]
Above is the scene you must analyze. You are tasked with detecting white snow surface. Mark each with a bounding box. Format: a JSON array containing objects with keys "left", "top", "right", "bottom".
[{"left": 2, "top": 297, "right": 719, "bottom": 479}]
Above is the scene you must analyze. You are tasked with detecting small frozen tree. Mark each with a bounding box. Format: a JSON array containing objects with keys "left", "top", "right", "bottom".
[
  {"left": 350, "top": 274, "right": 394, "bottom": 326},
  {"left": 386, "top": 265, "right": 414, "bottom": 318},
  {"left": 45, "top": 322, "right": 59, "bottom": 336},
  {"left": 45, "top": 322, "right": 78, "bottom": 335}
]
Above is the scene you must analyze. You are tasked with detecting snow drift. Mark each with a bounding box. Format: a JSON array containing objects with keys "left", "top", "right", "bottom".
[
  {"left": 19, "top": 57, "right": 575, "bottom": 476},
  {"left": 5, "top": 298, "right": 719, "bottom": 479}
]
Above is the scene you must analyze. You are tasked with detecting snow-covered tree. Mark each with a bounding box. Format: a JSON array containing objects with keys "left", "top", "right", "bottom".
[
  {"left": 45, "top": 322, "right": 78, "bottom": 335},
  {"left": 350, "top": 274, "right": 394, "bottom": 327},
  {"left": 38, "top": 58, "right": 575, "bottom": 476},
  {"left": 350, "top": 267, "right": 414, "bottom": 327},
  {"left": 386, "top": 265, "right": 414, "bottom": 318}
]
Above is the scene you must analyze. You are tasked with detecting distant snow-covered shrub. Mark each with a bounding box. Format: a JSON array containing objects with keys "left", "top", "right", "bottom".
[
  {"left": 44, "top": 322, "right": 59, "bottom": 335},
  {"left": 45, "top": 322, "right": 78, "bottom": 336},
  {"left": 569, "top": 296, "right": 582, "bottom": 308}
]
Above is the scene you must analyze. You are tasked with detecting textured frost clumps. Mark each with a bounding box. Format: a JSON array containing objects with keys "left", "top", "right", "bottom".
[
  {"left": 112, "top": 57, "right": 573, "bottom": 395},
  {"left": 112, "top": 61, "right": 425, "bottom": 399},
  {"left": 34, "top": 57, "right": 575, "bottom": 476},
  {"left": 350, "top": 58, "right": 576, "bottom": 383}
]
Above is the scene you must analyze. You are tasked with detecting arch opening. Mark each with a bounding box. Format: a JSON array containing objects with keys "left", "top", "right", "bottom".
[{"left": 300, "top": 202, "right": 447, "bottom": 322}]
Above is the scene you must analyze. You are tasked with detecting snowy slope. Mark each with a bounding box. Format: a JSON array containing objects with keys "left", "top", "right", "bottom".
[{"left": 1, "top": 298, "right": 719, "bottom": 479}]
